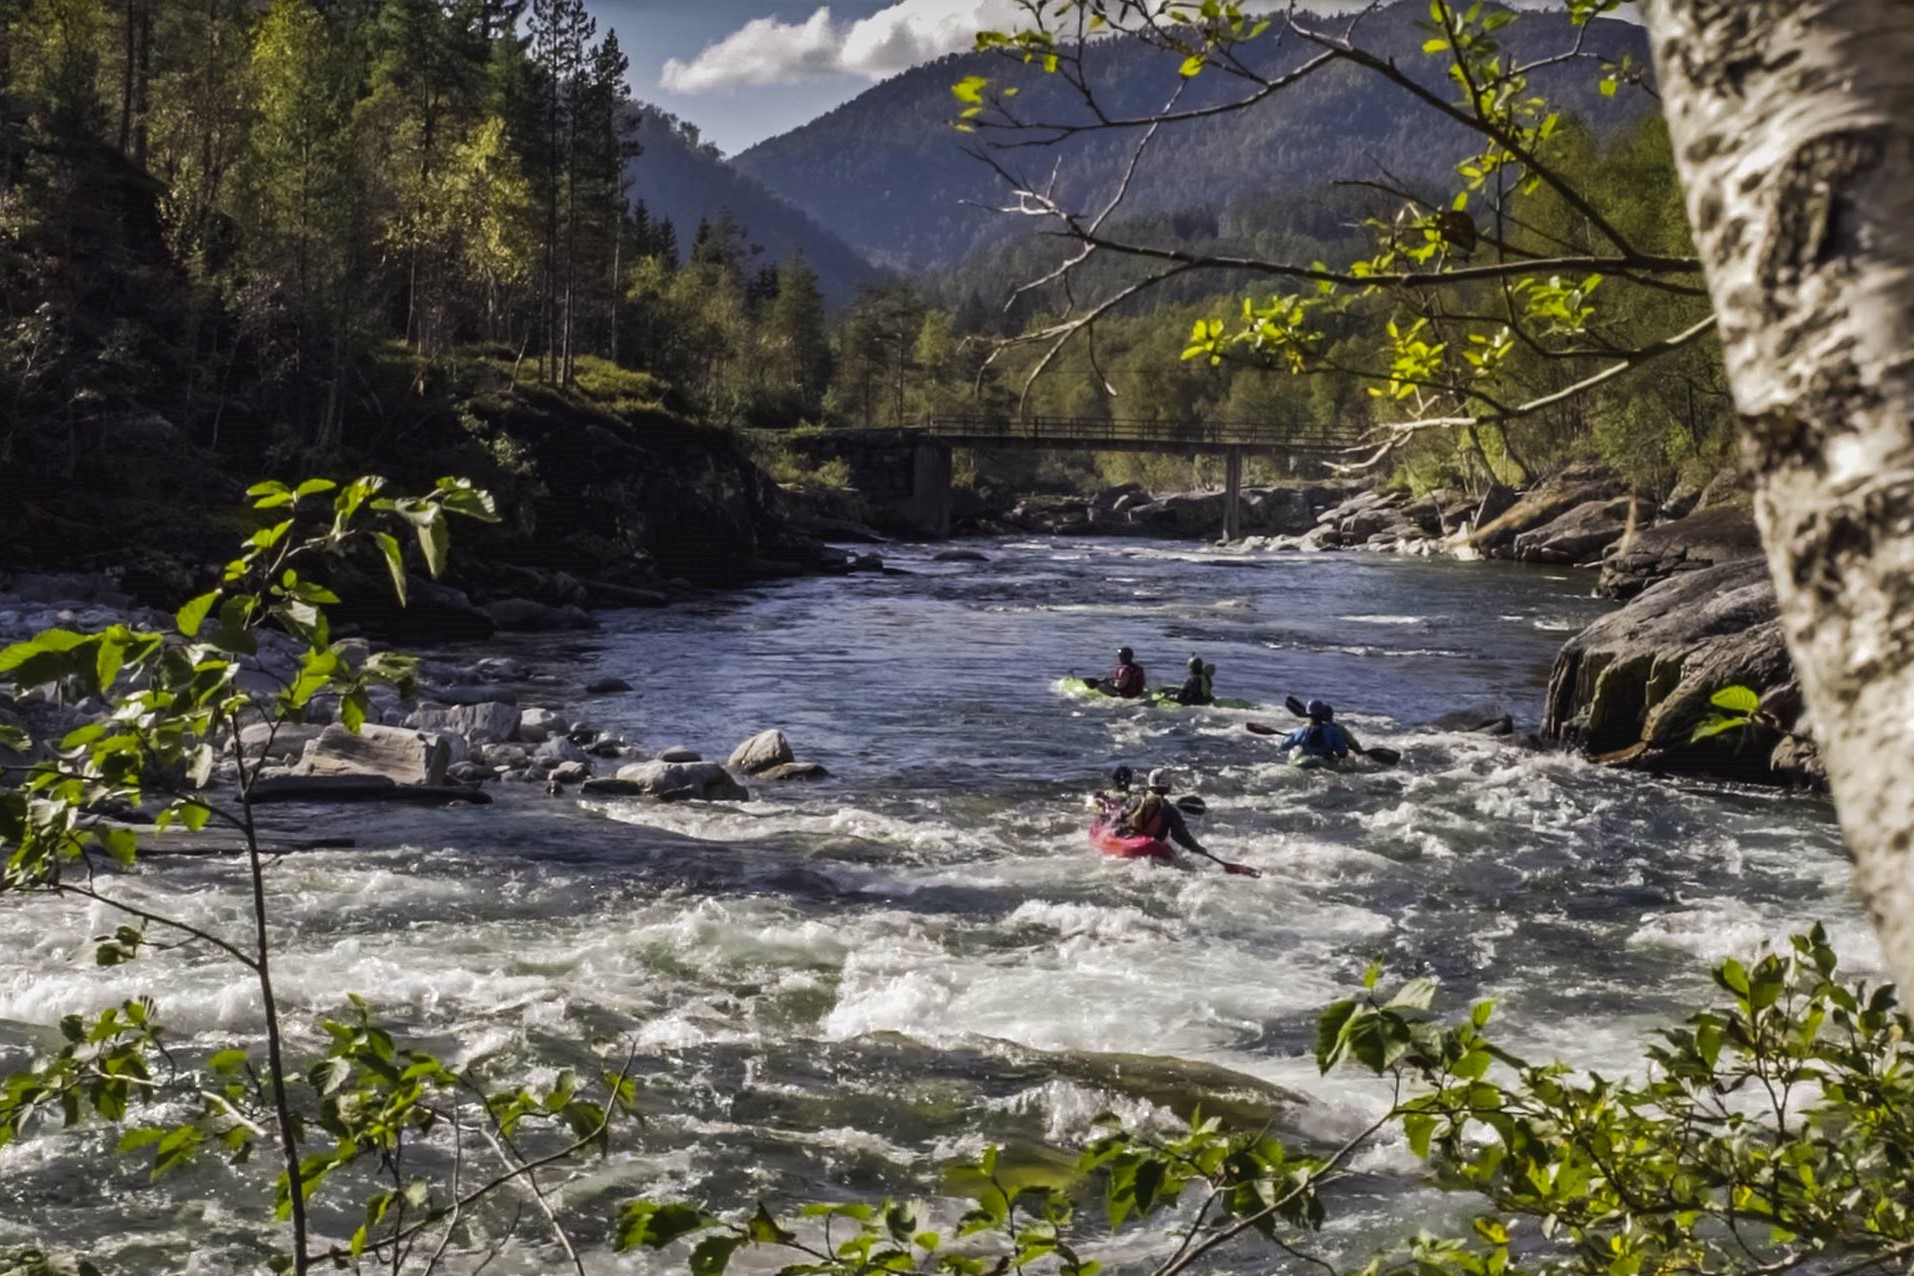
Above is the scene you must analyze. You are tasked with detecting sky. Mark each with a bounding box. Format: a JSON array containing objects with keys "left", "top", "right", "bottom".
[
  {"left": 595, "top": 0, "right": 1024, "bottom": 156},
  {"left": 601, "top": 1, "right": 1624, "bottom": 157}
]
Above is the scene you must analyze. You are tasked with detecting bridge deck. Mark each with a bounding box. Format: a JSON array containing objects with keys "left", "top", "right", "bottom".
[{"left": 908, "top": 415, "right": 1365, "bottom": 453}]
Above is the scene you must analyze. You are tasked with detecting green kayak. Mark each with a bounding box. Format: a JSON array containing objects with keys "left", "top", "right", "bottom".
[{"left": 1055, "top": 677, "right": 1254, "bottom": 711}]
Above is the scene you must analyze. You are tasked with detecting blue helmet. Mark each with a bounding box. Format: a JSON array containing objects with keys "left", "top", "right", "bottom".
[{"left": 1307, "top": 699, "right": 1334, "bottom": 722}]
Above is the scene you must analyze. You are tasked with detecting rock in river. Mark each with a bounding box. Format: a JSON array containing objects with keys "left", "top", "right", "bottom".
[
  {"left": 727, "top": 728, "right": 794, "bottom": 775},
  {"left": 1512, "top": 496, "right": 1650, "bottom": 565},
  {"left": 406, "top": 701, "right": 520, "bottom": 744},
  {"left": 516, "top": 706, "right": 567, "bottom": 743},
  {"left": 614, "top": 760, "right": 750, "bottom": 802},
  {"left": 1599, "top": 505, "right": 1763, "bottom": 600},
  {"left": 296, "top": 724, "right": 455, "bottom": 787},
  {"left": 1543, "top": 558, "right": 1818, "bottom": 784}
]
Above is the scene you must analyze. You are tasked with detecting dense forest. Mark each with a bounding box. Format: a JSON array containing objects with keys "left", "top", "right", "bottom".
[{"left": 1, "top": 0, "right": 1729, "bottom": 554}]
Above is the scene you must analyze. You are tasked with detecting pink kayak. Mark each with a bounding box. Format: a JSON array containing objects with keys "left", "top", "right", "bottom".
[{"left": 1088, "top": 819, "right": 1175, "bottom": 863}]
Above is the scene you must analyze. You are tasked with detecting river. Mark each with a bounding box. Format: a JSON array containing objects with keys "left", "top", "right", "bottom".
[{"left": 0, "top": 539, "right": 1864, "bottom": 1274}]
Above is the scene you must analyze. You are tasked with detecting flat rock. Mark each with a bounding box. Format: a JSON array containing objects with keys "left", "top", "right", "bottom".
[
  {"left": 296, "top": 724, "right": 453, "bottom": 787},
  {"left": 656, "top": 746, "right": 703, "bottom": 763},
  {"left": 239, "top": 722, "right": 325, "bottom": 764},
  {"left": 406, "top": 701, "right": 520, "bottom": 744},
  {"left": 1599, "top": 505, "right": 1763, "bottom": 600},
  {"left": 727, "top": 728, "right": 794, "bottom": 775},
  {"left": 1512, "top": 496, "right": 1649, "bottom": 565}
]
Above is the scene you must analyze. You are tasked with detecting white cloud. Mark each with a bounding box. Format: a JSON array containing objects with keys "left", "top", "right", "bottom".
[
  {"left": 660, "top": 0, "right": 1021, "bottom": 95},
  {"left": 659, "top": 7, "right": 846, "bottom": 94}
]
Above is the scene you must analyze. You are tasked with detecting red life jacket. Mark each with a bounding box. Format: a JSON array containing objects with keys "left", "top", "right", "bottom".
[{"left": 1113, "top": 661, "right": 1146, "bottom": 698}]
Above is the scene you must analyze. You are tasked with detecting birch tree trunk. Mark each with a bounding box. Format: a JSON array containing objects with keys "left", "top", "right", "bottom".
[{"left": 1643, "top": 0, "right": 1914, "bottom": 991}]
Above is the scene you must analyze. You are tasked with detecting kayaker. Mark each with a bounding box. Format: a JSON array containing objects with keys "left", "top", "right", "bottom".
[
  {"left": 1281, "top": 700, "right": 1361, "bottom": 763},
  {"left": 1092, "top": 647, "right": 1147, "bottom": 699},
  {"left": 1113, "top": 768, "right": 1209, "bottom": 859},
  {"left": 1173, "top": 656, "right": 1215, "bottom": 706}
]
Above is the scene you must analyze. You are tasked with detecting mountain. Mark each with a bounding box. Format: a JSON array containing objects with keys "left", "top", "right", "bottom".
[
  {"left": 733, "top": 3, "right": 1654, "bottom": 272},
  {"left": 626, "top": 108, "right": 878, "bottom": 304}
]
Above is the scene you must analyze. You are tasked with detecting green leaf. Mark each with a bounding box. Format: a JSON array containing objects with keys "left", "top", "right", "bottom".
[
  {"left": 373, "top": 532, "right": 408, "bottom": 605},
  {"left": 747, "top": 1203, "right": 794, "bottom": 1244},
  {"left": 1691, "top": 713, "right": 1751, "bottom": 743},
  {"left": 415, "top": 513, "right": 449, "bottom": 579},
  {"left": 1316, "top": 1000, "right": 1359, "bottom": 1072},
  {"left": 617, "top": 1202, "right": 716, "bottom": 1251},
  {"left": 1403, "top": 1111, "right": 1437, "bottom": 1157},
  {"left": 208, "top": 1049, "right": 251, "bottom": 1076},
  {"left": 1386, "top": 977, "right": 1438, "bottom": 1012},
  {"left": 117, "top": 1126, "right": 167, "bottom": 1153},
  {"left": 177, "top": 593, "right": 219, "bottom": 637},
  {"left": 294, "top": 478, "right": 338, "bottom": 500},
  {"left": 1422, "top": 37, "right": 1449, "bottom": 53},
  {"left": 690, "top": 1236, "right": 743, "bottom": 1276},
  {"left": 1710, "top": 685, "right": 1761, "bottom": 714},
  {"left": 1179, "top": 53, "right": 1205, "bottom": 77},
  {"left": 100, "top": 827, "right": 139, "bottom": 865}
]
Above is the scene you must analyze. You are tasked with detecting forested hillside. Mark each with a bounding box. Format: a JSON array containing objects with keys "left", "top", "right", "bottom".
[
  {"left": 734, "top": 1, "right": 1652, "bottom": 271},
  {"left": 626, "top": 108, "right": 875, "bottom": 305}
]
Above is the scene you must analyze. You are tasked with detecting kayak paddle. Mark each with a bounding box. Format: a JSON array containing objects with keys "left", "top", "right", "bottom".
[
  {"left": 1175, "top": 795, "right": 1207, "bottom": 815},
  {"left": 1193, "top": 847, "right": 1260, "bottom": 877}
]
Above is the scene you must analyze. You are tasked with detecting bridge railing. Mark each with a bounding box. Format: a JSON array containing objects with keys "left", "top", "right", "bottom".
[{"left": 906, "top": 414, "right": 1368, "bottom": 451}]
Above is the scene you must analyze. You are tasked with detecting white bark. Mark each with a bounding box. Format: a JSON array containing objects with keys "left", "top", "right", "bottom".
[{"left": 1643, "top": 0, "right": 1914, "bottom": 991}]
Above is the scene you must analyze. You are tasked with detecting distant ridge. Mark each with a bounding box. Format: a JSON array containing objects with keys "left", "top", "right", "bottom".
[{"left": 732, "top": 2, "right": 1653, "bottom": 272}]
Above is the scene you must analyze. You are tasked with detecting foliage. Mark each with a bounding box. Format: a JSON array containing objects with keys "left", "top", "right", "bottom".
[
  {"left": 1692, "top": 685, "right": 1764, "bottom": 743},
  {"left": 625, "top": 927, "right": 1914, "bottom": 1276},
  {"left": 0, "top": 478, "right": 650, "bottom": 1274}
]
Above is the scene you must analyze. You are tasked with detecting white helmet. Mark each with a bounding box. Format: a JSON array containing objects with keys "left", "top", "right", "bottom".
[{"left": 1146, "top": 768, "right": 1175, "bottom": 793}]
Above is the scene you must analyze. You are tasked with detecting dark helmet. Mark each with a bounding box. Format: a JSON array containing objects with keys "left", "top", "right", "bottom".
[
  {"left": 1111, "top": 765, "right": 1134, "bottom": 791},
  {"left": 1307, "top": 699, "right": 1334, "bottom": 722},
  {"left": 1117, "top": 646, "right": 1134, "bottom": 663},
  {"left": 1188, "top": 655, "right": 1204, "bottom": 673}
]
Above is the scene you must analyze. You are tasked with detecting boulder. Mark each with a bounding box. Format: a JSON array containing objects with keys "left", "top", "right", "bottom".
[
  {"left": 551, "top": 761, "right": 591, "bottom": 784},
  {"left": 517, "top": 706, "right": 567, "bottom": 743},
  {"left": 537, "top": 735, "right": 591, "bottom": 766},
  {"left": 428, "top": 683, "right": 520, "bottom": 707},
  {"left": 1696, "top": 467, "right": 1747, "bottom": 510},
  {"left": 448, "top": 761, "right": 494, "bottom": 785},
  {"left": 585, "top": 677, "right": 633, "bottom": 695},
  {"left": 484, "top": 598, "right": 595, "bottom": 632},
  {"left": 613, "top": 759, "right": 750, "bottom": 801},
  {"left": 1471, "top": 469, "right": 1622, "bottom": 557},
  {"left": 758, "top": 761, "right": 831, "bottom": 782},
  {"left": 933, "top": 549, "right": 989, "bottom": 563},
  {"left": 239, "top": 722, "right": 325, "bottom": 764},
  {"left": 406, "top": 701, "right": 520, "bottom": 744},
  {"left": 1511, "top": 497, "right": 1649, "bottom": 565},
  {"left": 1542, "top": 558, "right": 1817, "bottom": 785},
  {"left": 656, "top": 746, "right": 703, "bottom": 763},
  {"left": 727, "top": 729, "right": 794, "bottom": 775},
  {"left": 295, "top": 724, "right": 454, "bottom": 787},
  {"left": 1599, "top": 505, "right": 1764, "bottom": 600}
]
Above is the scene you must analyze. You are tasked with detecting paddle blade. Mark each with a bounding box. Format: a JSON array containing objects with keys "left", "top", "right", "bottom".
[
  {"left": 1245, "top": 722, "right": 1282, "bottom": 736},
  {"left": 1176, "top": 796, "right": 1207, "bottom": 814},
  {"left": 1364, "top": 747, "right": 1403, "bottom": 766},
  {"left": 1285, "top": 695, "right": 1310, "bottom": 718},
  {"left": 1223, "top": 863, "right": 1261, "bottom": 878}
]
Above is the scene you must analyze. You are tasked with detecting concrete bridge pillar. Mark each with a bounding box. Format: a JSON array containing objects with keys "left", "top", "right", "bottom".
[
  {"left": 1222, "top": 446, "right": 1244, "bottom": 542},
  {"left": 910, "top": 441, "right": 953, "bottom": 537}
]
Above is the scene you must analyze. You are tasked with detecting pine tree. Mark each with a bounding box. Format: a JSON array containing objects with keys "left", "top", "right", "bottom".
[{"left": 769, "top": 253, "right": 832, "bottom": 419}]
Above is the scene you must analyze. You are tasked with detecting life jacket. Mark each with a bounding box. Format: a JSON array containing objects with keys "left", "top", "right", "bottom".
[
  {"left": 1120, "top": 793, "right": 1168, "bottom": 839},
  {"left": 1197, "top": 668, "right": 1214, "bottom": 701},
  {"left": 1296, "top": 722, "right": 1347, "bottom": 758},
  {"left": 1113, "top": 661, "right": 1146, "bottom": 697}
]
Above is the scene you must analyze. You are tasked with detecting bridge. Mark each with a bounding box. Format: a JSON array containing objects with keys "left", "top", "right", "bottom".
[{"left": 895, "top": 415, "right": 1369, "bottom": 538}]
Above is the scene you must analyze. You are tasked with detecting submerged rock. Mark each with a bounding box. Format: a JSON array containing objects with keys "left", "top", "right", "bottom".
[
  {"left": 759, "top": 761, "right": 831, "bottom": 782},
  {"left": 1543, "top": 558, "right": 1819, "bottom": 785},
  {"left": 585, "top": 677, "right": 633, "bottom": 695}
]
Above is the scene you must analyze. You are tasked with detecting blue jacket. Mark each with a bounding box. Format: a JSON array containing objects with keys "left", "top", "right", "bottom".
[{"left": 1282, "top": 722, "right": 1357, "bottom": 759}]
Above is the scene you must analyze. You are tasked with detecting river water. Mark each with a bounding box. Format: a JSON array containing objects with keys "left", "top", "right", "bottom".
[{"left": 0, "top": 539, "right": 1864, "bottom": 1274}]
